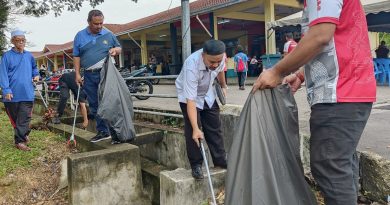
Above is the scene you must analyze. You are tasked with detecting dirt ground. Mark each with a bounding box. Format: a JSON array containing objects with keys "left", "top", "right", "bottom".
[{"left": 0, "top": 135, "right": 75, "bottom": 205}]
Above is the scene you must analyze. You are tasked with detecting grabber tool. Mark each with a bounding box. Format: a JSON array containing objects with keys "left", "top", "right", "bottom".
[
  {"left": 200, "top": 139, "right": 217, "bottom": 205},
  {"left": 67, "top": 84, "right": 81, "bottom": 148}
]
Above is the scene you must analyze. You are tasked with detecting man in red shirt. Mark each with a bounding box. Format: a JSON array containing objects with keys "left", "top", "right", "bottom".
[
  {"left": 283, "top": 32, "right": 297, "bottom": 56},
  {"left": 253, "top": 0, "right": 376, "bottom": 204}
]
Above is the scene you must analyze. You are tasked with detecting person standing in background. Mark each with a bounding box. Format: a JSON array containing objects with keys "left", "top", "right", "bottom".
[
  {"left": 233, "top": 45, "right": 248, "bottom": 90},
  {"left": 283, "top": 32, "right": 297, "bottom": 57}
]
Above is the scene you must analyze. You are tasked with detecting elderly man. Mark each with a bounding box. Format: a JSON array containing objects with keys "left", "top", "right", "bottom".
[
  {"left": 253, "top": 0, "right": 376, "bottom": 204},
  {"left": 73, "top": 9, "right": 121, "bottom": 143},
  {"left": 176, "top": 40, "right": 228, "bottom": 180},
  {"left": 0, "top": 30, "right": 39, "bottom": 151}
]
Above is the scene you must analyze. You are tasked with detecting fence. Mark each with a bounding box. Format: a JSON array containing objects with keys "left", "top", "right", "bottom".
[{"left": 35, "top": 75, "right": 181, "bottom": 118}]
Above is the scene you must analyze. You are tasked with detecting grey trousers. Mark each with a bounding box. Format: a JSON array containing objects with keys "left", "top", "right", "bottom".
[{"left": 310, "top": 103, "right": 372, "bottom": 205}]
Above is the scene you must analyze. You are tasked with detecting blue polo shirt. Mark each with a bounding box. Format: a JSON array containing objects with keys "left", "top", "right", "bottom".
[
  {"left": 73, "top": 27, "right": 120, "bottom": 69},
  {"left": 0, "top": 48, "right": 39, "bottom": 102}
]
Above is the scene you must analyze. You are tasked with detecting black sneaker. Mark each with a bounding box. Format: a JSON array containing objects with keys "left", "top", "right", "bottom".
[
  {"left": 191, "top": 166, "right": 204, "bottom": 180},
  {"left": 90, "top": 131, "right": 111, "bottom": 143}
]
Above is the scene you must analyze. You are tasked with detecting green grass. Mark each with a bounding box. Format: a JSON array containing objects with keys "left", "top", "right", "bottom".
[{"left": 0, "top": 104, "right": 63, "bottom": 178}]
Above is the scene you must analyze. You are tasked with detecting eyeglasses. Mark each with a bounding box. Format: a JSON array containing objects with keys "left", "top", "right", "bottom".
[{"left": 14, "top": 39, "right": 26, "bottom": 43}]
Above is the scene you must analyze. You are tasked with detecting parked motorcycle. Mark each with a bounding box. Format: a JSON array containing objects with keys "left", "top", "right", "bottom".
[{"left": 120, "top": 66, "right": 153, "bottom": 100}]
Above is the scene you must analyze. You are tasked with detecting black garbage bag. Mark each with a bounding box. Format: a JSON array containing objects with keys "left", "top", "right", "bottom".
[
  {"left": 225, "top": 85, "right": 317, "bottom": 205},
  {"left": 97, "top": 57, "right": 136, "bottom": 142}
]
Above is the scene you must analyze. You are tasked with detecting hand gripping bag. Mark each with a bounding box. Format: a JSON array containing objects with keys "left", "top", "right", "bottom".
[
  {"left": 97, "top": 56, "right": 136, "bottom": 142},
  {"left": 225, "top": 85, "right": 317, "bottom": 205}
]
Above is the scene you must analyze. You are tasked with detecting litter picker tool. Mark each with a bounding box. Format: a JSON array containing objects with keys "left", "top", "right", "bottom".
[
  {"left": 33, "top": 82, "right": 55, "bottom": 125},
  {"left": 200, "top": 139, "right": 217, "bottom": 205},
  {"left": 33, "top": 82, "right": 49, "bottom": 109},
  {"left": 67, "top": 84, "right": 81, "bottom": 148}
]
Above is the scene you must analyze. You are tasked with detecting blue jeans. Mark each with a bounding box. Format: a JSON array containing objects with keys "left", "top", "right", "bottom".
[
  {"left": 310, "top": 103, "right": 372, "bottom": 205},
  {"left": 83, "top": 71, "right": 109, "bottom": 134}
]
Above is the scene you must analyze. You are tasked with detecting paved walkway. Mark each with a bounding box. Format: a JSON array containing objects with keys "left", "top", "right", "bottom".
[{"left": 133, "top": 79, "right": 390, "bottom": 160}]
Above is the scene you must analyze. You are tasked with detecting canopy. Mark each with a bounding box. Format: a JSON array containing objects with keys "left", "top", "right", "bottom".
[{"left": 266, "top": 0, "right": 390, "bottom": 32}]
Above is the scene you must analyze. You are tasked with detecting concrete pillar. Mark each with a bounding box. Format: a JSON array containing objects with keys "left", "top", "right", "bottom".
[
  {"left": 209, "top": 13, "right": 215, "bottom": 39},
  {"left": 170, "top": 23, "right": 179, "bottom": 66},
  {"left": 181, "top": 0, "right": 191, "bottom": 61},
  {"left": 63, "top": 54, "right": 66, "bottom": 69},
  {"left": 368, "top": 32, "right": 379, "bottom": 57},
  {"left": 264, "top": 0, "right": 276, "bottom": 54},
  {"left": 119, "top": 40, "right": 125, "bottom": 68},
  {"left": 141, "top": 33, "right": 148, "bottom": 65},
  {"left": 53, "top": 54, "right": 58, "bottom": 71}
]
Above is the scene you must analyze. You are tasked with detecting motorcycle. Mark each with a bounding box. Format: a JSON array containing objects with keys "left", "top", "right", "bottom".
[
  {"left": 44, "top": 74, "right": 61, "bottom": 98},
  {"left": 119, "top": 66, "right": 153, "bottom": 100}
]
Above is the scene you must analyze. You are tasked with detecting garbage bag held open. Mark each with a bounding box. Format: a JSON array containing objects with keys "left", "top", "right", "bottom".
[
  {"left": 225, "top": 85, "right": 317, "bottom": 205},
  {"left": 97, "top": 56, "right": 136, "bottom": 142}
]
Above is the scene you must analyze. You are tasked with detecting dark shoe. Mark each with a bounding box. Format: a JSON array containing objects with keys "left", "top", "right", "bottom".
[
  {"left": 214, "top": 162, "right": 227, "bottom": 169},
  {"left": 15, "top": 143, "right": 31, "bottom": 151},
  {"left": 52, "top": 116, "right": 61, "bottom": 124},
  {"left": 191, "top": 166, "right": 204, "bottom": 180},
  {"left": 90, "top": 131, "right": 111, "bottom": 143}
]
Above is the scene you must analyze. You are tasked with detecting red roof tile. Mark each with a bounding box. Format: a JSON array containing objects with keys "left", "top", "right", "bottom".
[
  {"left": 31, "top": 51, "right": 43, "bottom": 58},
  {"left": 36, "top": 41, "right": 73, "bottom": 58},
  {"left": 35, "top": 0, "right": 243, "bottom": 59}
]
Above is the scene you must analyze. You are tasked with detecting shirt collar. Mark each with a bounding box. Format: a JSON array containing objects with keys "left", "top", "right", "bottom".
[
  {"left": 199, "top": 49, "right": 208, "bottom": 71},
  {"left": 86, "top": 27, "right": 103, "bottom": 36},
  {"left": 11, "top": 48, "right": 25, "bottom": 54}
]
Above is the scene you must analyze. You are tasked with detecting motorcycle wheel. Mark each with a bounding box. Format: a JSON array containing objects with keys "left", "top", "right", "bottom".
[
  {"left": 150, "top": 79, "right": 160, "bottom": 85},
  {"left": 134, "top": 80, "right": 153, "bottom": 100}
]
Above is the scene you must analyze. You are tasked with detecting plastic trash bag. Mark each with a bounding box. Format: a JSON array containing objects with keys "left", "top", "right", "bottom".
[
  {"left": 225, "top": 85, "right": 317, "bottom": 205},
  {"left": 97, "top": 56, "right": 136, "bottom": 142}
]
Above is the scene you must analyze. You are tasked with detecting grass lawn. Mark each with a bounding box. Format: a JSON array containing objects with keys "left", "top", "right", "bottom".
[{"left": 0, "top": 104, "right": 63, "bottom": 178}]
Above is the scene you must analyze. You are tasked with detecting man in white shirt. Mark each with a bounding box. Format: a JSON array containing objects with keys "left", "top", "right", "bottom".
[{"left": 175, "top": 40, "right": 228, "bottom": 180}]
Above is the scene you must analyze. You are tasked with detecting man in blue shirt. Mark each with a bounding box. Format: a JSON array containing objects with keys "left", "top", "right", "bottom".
[
  {"left": 175, "top": 40, "right": 228, "bottom": 179},
  {"left": 0, "top": 30, "right": 39, "bottom": 151},
  {"left": 233, "top": 45, "right": 248, "bottom": 90},
  {"left": 73, "top": 10, "right": 121, "bottom": 143}
]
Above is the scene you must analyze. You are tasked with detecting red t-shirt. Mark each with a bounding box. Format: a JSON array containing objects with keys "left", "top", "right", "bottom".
[
  {"left": 301, "top": 0, "right": 376, "bottom": 106},
  {"left": 283, "top": 40, "right": 297, "bottom": 54}
]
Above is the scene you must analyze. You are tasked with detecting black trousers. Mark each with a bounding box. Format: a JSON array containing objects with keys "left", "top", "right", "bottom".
[
  {"left": 237, "top": 71, "right": 246, "bottom": 87},
  {"left": 57, "top": 80, "right": 86, "bottom": 117},
  {"left": 4, "top": 102, "right": 33, "bottom": 144},
  {"left": 180, "top": 101, "right": 227, "bottom": 169},
  {"left": 310, "top": 103, "right": 372, "bottom": 205}
]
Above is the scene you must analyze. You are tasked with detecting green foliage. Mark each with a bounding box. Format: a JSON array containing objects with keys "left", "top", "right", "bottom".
[
  {"left": 0, "top": 0, "right": 138, "bottom": 53},
  {"left": 10, "top": 0, "right": 137, "bottom": 17},
  {"left": 0, "top": 0, "right": 8, "bottom": 55},
  {"left": 0, "top": 105, "right": 62, "bottom": 177},
  {"left": 379, "top": 32, "right": 390, "bottom": 45},
  {"left": 161, "top": 117, "right": 180, "bottom": 127}
]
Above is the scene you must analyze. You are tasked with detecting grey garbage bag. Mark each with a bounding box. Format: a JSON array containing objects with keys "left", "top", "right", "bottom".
[
  {"left": 225, "top": 85, "right": 317, "bottom": 205},
  {"left": 97, "top": 56, "right": 136, "bottom": 142}
]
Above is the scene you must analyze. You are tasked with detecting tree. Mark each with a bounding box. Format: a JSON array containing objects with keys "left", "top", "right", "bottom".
[
  {"left": 0, "top": 0, "right": 9, "bottom": 55},
  {"left": 0, "top": 0, "right": 138, "bottom": 53}
]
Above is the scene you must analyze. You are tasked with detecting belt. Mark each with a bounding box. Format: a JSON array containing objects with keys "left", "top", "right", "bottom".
[{"left": 85, "top": 68, "right": 102, "bottom": 73}]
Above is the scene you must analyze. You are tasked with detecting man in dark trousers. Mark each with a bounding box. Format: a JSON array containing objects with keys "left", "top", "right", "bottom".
[
  {"left": 0, "top": 30, "right": 39, "bottom": 151},
  {"left": 175, "top": 40, "right": 228, "bottom": 179},
  {"left": 52, "top": 71, "right": 88, "bottom": 128},
  {"left": 253, "top": 0, "right": 376, "bottom": 204},
  {"left": 73, "top": 9, "right": 121, "bottom": 143}
]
